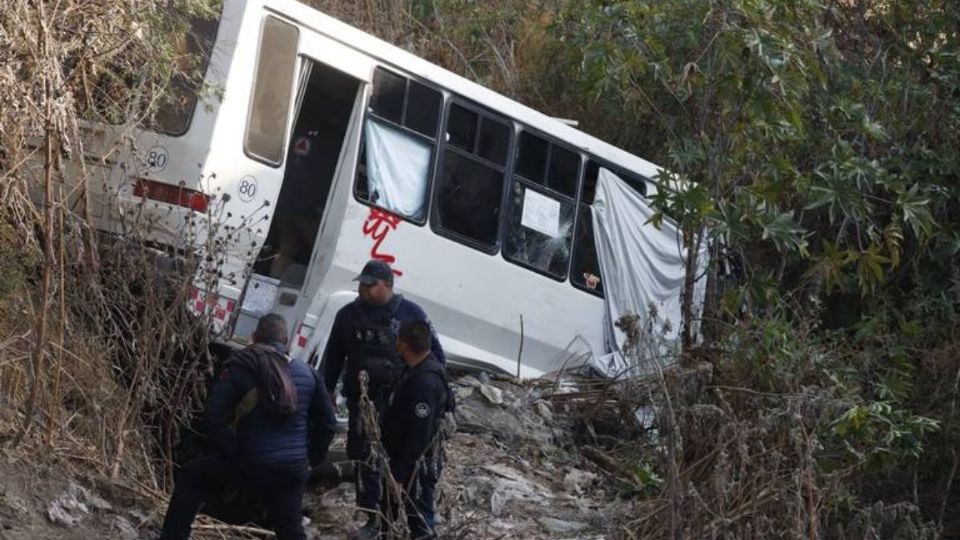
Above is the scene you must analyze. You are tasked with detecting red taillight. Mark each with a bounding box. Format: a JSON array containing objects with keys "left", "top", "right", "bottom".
[{"left": 134, "top": 179, "right": 210, "bottom": 213}]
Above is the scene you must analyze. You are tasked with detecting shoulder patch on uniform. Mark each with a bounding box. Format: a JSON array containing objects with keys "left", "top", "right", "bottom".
[{"left": 414, "top": 402, "right": 431, "bottom": 418}]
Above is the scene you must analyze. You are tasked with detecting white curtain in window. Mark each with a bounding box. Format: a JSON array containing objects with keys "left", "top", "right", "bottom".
[{"left": 365, "top": 118, "right": 432, "bottom": 219}]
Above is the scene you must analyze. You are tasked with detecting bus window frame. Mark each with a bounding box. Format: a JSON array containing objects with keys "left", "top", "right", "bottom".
[
  {"left": 155, "top": 12, "right": 222, "bottom": 137},
  {"left": 502, "top": 126, "right": 583, "bottom": 282},
  {"left": 430, "top": 97, "right": 515, "bottom": 256},
  {"left": 570, "top": 155, "right": 651, "bottom": 297},
  {"left": 352, "top": 66, "right": 445, "bottom": 227},
  {"left": 243, "top": 15, "right": 301, "bottom": 168}
]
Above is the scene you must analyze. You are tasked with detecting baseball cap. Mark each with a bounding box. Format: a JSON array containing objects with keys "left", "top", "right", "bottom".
[{"left": 353, "top": 259, "right": 395, "bottom": 285}]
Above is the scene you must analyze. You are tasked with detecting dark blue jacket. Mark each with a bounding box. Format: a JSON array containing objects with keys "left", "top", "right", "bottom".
[
  {"left": 381, "top": 354, "right": 448, "bottom": 483},
  {"left": 322, "top": 294, "right": 445, "bottom": 399},
  {"left": 206, "top": 343, "right": 337, "bottom": 467}
]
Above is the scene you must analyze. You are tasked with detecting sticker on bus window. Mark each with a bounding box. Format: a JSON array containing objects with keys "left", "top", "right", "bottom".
[{"left": 521, "top": 189, "right": 561, "bottom": 237}]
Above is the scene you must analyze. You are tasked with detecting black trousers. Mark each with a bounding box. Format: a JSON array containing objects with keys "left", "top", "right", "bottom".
[
  {"left": 346, "top": 388, "right": 390, "bottom": 518},
  {"left": 159, "top": 454, "right": 308, "bottom": 540},
  {"left": 395, "top": 456, "right": 442, "bottom": 540}
]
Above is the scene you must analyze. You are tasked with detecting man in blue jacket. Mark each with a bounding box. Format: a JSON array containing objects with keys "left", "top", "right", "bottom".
[
  {"left": 381, "top": 320, "right": 450, "bottom": 540},
  {"left": 160, "top": 314, "right": 337, "bottom": 540},
  {"left": 321, "top": 259, "right": 444, "bottom": 538}
]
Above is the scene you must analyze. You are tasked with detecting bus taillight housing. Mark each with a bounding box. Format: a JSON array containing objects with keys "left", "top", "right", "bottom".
[{"left": 134, "top": 179, "right": 211, "bottom": 213}]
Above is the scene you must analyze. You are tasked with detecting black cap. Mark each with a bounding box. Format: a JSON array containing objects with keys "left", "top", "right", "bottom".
[{"left": 354, "top": 259, "right": 394, "bottom": 285}]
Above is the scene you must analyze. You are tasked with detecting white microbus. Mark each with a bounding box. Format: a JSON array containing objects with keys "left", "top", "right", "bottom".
[{"left": 89, "top": 0, "right": 669, "bottom": 377}]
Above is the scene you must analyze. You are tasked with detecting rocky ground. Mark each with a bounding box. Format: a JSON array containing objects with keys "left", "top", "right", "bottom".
[{"left": 0, "top": 373, "right": 629, "bottom": 539}]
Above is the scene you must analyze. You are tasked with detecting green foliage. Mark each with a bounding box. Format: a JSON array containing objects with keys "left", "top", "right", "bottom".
[
  {"left": 831, "top": 401, "right": 940, "bottom": 464},
  {"left": 383, "top": 0, "right": 960, "bottom": 533},
  {"left": 555, "top": 0, "right": 959, "bottom": 304}
]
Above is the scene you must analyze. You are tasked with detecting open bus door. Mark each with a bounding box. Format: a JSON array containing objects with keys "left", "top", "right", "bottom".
[{"left": 233, "top": 58, "right": 363, "bottom": 340}]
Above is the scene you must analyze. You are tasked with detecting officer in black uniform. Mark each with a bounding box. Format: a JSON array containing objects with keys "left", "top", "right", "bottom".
[
  {"left": 320, "top": 260, "right": 445, "bottom": 539},
  {"left": 381, "top": 320, "right": 450, "bottom": 540}
]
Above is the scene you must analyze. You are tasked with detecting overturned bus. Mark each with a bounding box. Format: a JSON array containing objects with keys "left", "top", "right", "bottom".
[{"left": 75, "top": 0, "right": 703, "bottom": 377}]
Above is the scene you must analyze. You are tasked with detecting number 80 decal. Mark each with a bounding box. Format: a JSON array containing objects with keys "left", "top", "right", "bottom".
[
  {"left": 237, "top": 176, "right": 258, "bottom": 203},
  {"left": 145, "top": 145, "right": 169, "bottom": 173}
]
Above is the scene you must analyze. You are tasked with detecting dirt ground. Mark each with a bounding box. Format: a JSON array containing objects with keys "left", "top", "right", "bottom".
[{"left": 0, "top": 374, "right": 626, "bottom": 539}]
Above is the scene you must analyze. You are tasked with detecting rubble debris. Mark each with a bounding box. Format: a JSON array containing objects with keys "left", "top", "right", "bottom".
[
  {"left": 537, "top": 516, "right": 590, "bottom": 534},
  {"left": 479, "top": 383, "right": 505, "bottom": 406},
  {"left": 562, "top": 468, "right": 598, "bottom": 495},
  {"left": 46, "top": 482, "right": 111, "bottom": 527},
  {"left": 0, "top": 489, "right": 29, "bottom": 523},
  {"left": 534, "top": 399, "right": 554, "bottom": 422},
  {"left": 111, "top": 515, "right": 139, "bottom": 540},
  {"left": 481, "top": 463, "right": 552, "bottom": 517}
]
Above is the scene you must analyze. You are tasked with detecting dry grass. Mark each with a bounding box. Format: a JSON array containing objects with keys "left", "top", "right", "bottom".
[{"left": 0, "top": 0, "right": 226, "bottom": 506}]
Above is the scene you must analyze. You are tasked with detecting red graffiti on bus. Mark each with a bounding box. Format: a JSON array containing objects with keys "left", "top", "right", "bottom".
[{"left": 362, "top": 207, "right": 404, "bottom": 276}]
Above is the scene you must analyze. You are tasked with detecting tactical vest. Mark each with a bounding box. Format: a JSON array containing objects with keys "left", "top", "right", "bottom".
[{"left": 345, "top": 296, "right": 403, "bottom": 396}]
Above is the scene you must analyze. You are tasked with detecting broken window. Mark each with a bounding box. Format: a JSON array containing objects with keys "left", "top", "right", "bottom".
[
  {"left": 433, "top": 103, "right": 511, "bottom": 251},
  {"left": 356, "top": 68, "right": 442, "bottom": 222},
  {"left": 504, "top": 130, "right": 581, "bottom": 279},
  {"left": 504, "top": 183, "right": 575, "bottom": 279}
]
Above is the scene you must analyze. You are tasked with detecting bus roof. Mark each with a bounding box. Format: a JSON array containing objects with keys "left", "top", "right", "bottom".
[{"left": 265, "top": 0, "right": 664, "bottom": 183}]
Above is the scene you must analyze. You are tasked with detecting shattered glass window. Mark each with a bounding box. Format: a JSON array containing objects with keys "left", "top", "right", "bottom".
[
  {"left": 504, "top": 183, "right": 575, "bottom": 279},
  {"left": 505, "top": 130, "right": 581, "bottom": 278}
]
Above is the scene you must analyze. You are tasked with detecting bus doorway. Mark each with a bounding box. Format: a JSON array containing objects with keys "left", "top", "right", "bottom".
[
  {"left": 238, "top": 60, "right": 361, "bottom": 337},
  {"left": 256, "top": 60, "right": 360, "bottom": 285}
]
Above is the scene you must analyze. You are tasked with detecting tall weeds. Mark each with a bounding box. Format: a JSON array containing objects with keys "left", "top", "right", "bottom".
[{"left": 0, "top": 0, "right": 223, "bottom": 492}]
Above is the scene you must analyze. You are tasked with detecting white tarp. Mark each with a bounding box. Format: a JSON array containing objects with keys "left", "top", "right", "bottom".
[
  {"left": 590, "top": 168, "right": 707, "bottom": 377},
  {"left": 364, "top": 118, "right": 432, "bottom": 219}
]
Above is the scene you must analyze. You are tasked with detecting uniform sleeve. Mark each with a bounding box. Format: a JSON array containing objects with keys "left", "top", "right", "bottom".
[
  {"left": 204, "top": 365, "right": 254, "bottom": 459},
  {"left": 320, "top": 308, "right": 348, "bottom": 395},
  {"left": 388, "top": 374, "right": 445, "bottom": 483},
  {"left": 308, "top": 369, "right": 338, "bottom": 465},
  {"left": 428, "top": 322, "right": 446, "bottom": 365}
]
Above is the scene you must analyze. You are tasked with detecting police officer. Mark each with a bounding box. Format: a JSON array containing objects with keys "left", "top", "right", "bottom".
[
  {"left": 161, "top": 314, "right": 337, "bottom": 540},
  {"left": 320, "top": 260, "right": 445, "bottom": 538},
  {"left": 381, "top": 320, "right": 450, "bottom": 540}
]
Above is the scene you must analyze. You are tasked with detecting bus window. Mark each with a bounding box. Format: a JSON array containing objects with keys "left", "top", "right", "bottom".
[
  {"left": 356, "top": 68, "right": 442, "bottom": 221},
  {"left": 244, "top": 17, "right": 299, "bottom": 165},
  {"left": 571, "top": 203, "right": 604, "bottom": 296},
  {"left": 504, "top": 183, "right": 576, "bottom": 279},
  {"left": 515, "top": 131, "right": 579, "bottom": 198},
  {"left": 153, "top": 11, "right": 221, "bottom": 135},
  {"left": 433, "top": 103, "right": 511, "bottom": 251},
  {"left": 370, "top": 69, "right": 405, "bottom": 123},
  {"left": 405, "top": 81, "right": 442, "bottom": 137},
  {"left": 504, "top": 130, "right": 581, "bottom": 279},
  {"left": 571, "top": 160, "right": 647, "bottom": 296}
]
